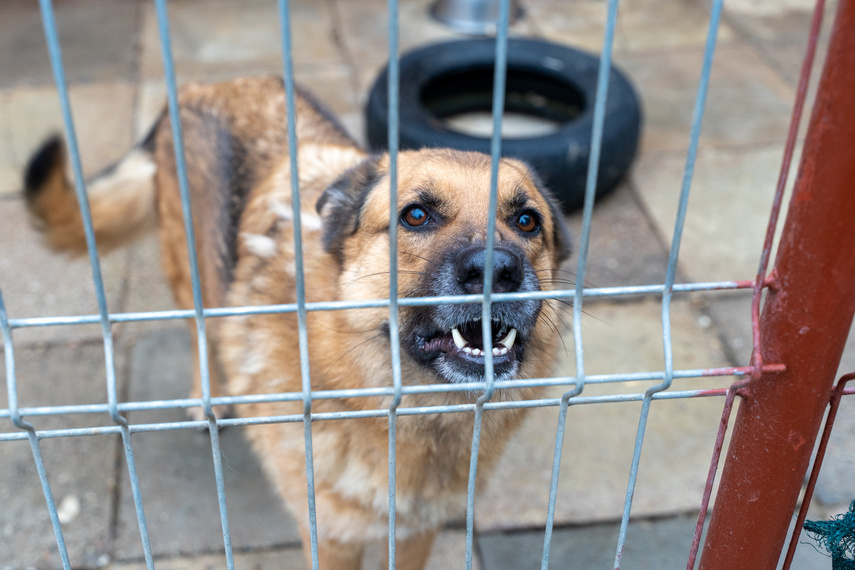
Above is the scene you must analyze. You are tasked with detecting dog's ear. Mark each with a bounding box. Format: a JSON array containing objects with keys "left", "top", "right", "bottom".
[
  {"left": 544, "top": 190, "right": 572, "bottom": 265},
  {"left": 316, "top": 154, "right": 385, "bottom": 264}
]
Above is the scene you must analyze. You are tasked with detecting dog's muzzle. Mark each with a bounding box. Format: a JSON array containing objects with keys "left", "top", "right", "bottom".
[{"left": 403, "top": 243, "right": 542, "bottom": 385}]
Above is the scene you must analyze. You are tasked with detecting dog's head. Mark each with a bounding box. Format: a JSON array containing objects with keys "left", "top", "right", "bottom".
[{"left": 316, "top": 149, "right": 571, "bottom": 385}]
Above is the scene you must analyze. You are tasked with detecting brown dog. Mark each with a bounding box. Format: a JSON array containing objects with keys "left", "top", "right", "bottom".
[{"left": 24, "top": 76, "right": 571, "bottom": 569}]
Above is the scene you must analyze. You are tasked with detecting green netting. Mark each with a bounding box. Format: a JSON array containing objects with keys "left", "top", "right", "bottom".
[{"left": 804, "top": 501, "right": 855, "bottom": 570}]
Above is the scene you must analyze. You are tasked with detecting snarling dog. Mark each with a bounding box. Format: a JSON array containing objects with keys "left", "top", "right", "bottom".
[{"left": 24, "top": 76, "right": 571, "bottom": 569}]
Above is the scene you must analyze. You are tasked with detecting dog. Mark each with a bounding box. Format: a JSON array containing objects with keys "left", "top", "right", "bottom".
[{"left": 24, "top": 76, "right": 571, "bottom": 569}]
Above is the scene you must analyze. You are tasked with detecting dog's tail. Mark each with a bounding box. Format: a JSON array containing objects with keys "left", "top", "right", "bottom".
[{"left": 24, "top": 131, "right": 158, "bottom": 255}]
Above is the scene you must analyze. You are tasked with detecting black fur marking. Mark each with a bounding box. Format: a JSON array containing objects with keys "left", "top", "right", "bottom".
[
  {"left": 24, "top": 135, "right": 64, "bottom": 201},
  {"left": 223, "top": 134, "right": 254, "bottom": 279},
  {"left": 316, "top": 155, "right": 384, "bottom": 265}
]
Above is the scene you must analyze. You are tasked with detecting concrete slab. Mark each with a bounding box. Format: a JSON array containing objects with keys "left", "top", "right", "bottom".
[
  {"left": 0, "top": 197, "right": 130, "bottom": 347},
  {"left": 107, "top": 530, "right": 480, "bottom": 570},
  {"left": 0, "top": 0, "right": 141, "bottom": 89},
  {"left": 617, "top": 42, "right": 794, "bottom": 154},
  {"left": 138, "top": 0, "right": 342, "bottom": 81},
  {"left": 526, "top": 0, "right": 736, "bottom": 56},
  {"left": 565, "top": 182, "right": 670, "bottom": 289},
  {"left": 477, "top": 299, "right": 732, "bottom": 531},
  {"left": 0, "top": 343, "right": 126, "bottom": 569},
  {"left": 114, "top": 328, "right": 301, "bottom": 562},
  {"left": 479, "top": 512, "right": 832, "bottom": 569},
  {"left": 479, "top": 514, "right": 701, "bottom": 569},
  {"left": 723, "top": 0, "right": 816, "bottom": 44},
  {"left": 363, "top": 529, "right": 484, "bottom": 570},
  {"left": 632, "top": 144, "right": 793, "bottom": 284},
  {"left": 107, "top": 548, "right": 307, "bottom": 570},
  {"left": 340, "top": 0, "right": 537, "bottom": 94}
]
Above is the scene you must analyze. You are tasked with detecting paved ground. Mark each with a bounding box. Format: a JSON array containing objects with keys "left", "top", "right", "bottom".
[{"left": 0, "top": 0, "right": 853, "bottom": 568}]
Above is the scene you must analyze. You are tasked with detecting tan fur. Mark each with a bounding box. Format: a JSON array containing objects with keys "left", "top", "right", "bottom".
[
  {"left": 25, "top": 145, "right": 157, "bottom": 254},
  {"left": 24, "top": 76, "right": 570, "bottom": 569}
]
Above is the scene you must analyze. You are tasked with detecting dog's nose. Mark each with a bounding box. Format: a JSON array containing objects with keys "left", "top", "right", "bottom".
[{"left": 455, "top": 246, "right": 524, "bottom": 294}]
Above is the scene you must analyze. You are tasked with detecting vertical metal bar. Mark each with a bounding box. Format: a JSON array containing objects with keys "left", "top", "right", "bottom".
[
  {"left": 0, "top": 289, "right": 71, "bottom": 569},
  {"left": 38, "top": 1, "right": 154, "bottom": 565},
  {"left": 152, "top": 1, "right": 234, "bottom": 567},
  {"left": 687, "top": 0, "right": 826, "bottom": 565},
  {"left": 277, "top": 2, "right": 319, "bottom": 568},
  {"left": 700, "top": 2, "right": 855, "bottom": 565},
  {"left": 464, "top": 2, "right": 511, "bottom": 569},
  {"left": 541, "top": 0, "right": 619, "bottom": 566},
  {"left": 614, "top": 1, "right": 722, "bottom": 566},
  {"left": 386, "top": 0, "right": 403, "bottom": 567}
]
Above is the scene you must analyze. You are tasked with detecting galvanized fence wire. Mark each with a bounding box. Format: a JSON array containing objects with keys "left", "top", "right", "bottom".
[{"left": 0, "top": 0, "right": 828, "bottom": 568}]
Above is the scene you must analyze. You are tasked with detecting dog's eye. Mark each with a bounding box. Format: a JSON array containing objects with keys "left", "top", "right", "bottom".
[
  {"left": 401, "top": 204, "right": 430, "bottom": 228},
  {"left": 516, "top": 210, "right": 540, "bottom": 233}
]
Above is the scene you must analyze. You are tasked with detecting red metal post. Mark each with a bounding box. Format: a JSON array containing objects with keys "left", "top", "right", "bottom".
[{"left": 699, "top": 1, "right": 855, "bottom": 568}]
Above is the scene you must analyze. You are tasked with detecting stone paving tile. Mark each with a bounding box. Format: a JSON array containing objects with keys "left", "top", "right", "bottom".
[
  {"left": 702, "top": 290, "right": 753, "bottom": 366},
  {"left": 362, "top": 529, "right": 483, "bottom": 570},
  {"left": 109, "top": 529, "right": 480, "bottom": 569},
  {"left": 631, "top": 144, "right": 794, "bottom": 284},
  {"left": 564, "top": 182, "right": 670, "bottom": 289},
  {"left": 0, "top": 343, "right": 126, "bottom": 569},
  {"left": 0, "top": 197, "right": 131, "bottom": 347},
  {"left": 479, "top": 514, "right": 701, "bottom": 569},
  {"left": 339, "top": 0, "right": 537, "bottom": 95},
  {"left": 138, "top": 0, "right": 342, "bottom": 81},
  {"left": 525, "top": 0, "right": 736, "bottom": 56},
  {"left": 107, "top": 548, "right": 307, "bottom": 570},
  {"left": 0, "top": 0, "right": 142, "bottom": 89},
  {"left": 0, "top": 81, "right": 136, "bottom": 196},
  {"left": 616, "top": 42, "right": 794, "bottom": 154},
  {"left": 477, "top": 298, "right": 731, "bottom": 531},
  {"left": 478, "top": 512, "right": 831, "bottom": 570},
  {"left": 114, "top": 328, "right": 301, "bottom": 561},
  {"left": 724, "top": 0, "right": 817, "bottom": 45}
]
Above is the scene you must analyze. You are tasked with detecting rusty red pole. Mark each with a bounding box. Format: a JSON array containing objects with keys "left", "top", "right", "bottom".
[{"left": 699, "top": 1, "right": 855, "bottom": 568}]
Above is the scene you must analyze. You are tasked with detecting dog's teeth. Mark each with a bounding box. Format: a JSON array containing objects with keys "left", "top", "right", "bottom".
[
  {"left": 471, "top": 348, "right": 482, "bottom": 357},
  {"left": 499, "top": 328, "right": 517, "bottom": 349},
  {"left": 492, "top": 347, "right": 501, "bottom": 356},
  {"left": 463, "top": 346, "right": 472, "bottom": 354},
  {"left": 451, "top": 328, "right": 466, "bottom": 349}
]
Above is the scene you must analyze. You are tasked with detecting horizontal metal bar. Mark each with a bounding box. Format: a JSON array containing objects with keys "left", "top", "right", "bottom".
[
  {"left": 0, "top": 364, "right": 785, "bottom": 421},
  {"left": 0, "top": 387, "right": 734, "bottom": 442},
  {"left": 6, "top": 280, "right": 754, "bottom": 330}
]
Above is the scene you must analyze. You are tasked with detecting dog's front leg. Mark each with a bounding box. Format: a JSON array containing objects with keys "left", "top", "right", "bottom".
[
  {"left": 299, "top": 527, "right": 364, "bottom": 570},
  {"left": 384, "top": 530, "right": 437, "bottom": 570}
]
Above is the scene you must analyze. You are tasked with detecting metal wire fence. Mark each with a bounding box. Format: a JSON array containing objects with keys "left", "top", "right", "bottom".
[{"left": 0, "top": 0, "right": 851, "bottom": 568}]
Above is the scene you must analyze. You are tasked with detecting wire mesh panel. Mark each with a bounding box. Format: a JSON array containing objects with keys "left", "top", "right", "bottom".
[{"left": 0, "top": 0, "right": 852, "bottom": 568}]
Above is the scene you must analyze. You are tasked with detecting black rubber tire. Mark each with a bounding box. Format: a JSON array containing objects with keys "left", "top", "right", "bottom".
[{"left": 365, "top": 38, "right": 642, "bottom": 211}]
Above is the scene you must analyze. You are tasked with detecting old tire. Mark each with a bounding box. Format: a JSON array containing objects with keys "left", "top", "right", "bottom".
[{"left": 365, "top": 38, "right": 643, "bottom": 211}]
